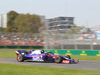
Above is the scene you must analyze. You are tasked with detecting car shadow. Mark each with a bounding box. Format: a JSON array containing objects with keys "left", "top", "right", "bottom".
[{"left": 25, "top": 60, "right": 55, "bottom": 63}]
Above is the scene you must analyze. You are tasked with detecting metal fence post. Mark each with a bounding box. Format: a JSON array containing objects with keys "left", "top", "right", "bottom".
[
  {"left": 44, "top": 36, "right": 48, "bottom": 50},
  {"left": 74, "top": 34, "right": 77, "bottom": 50},
  {"left": 90, "top": 39, "right": 93, "bottom": 50},
  {"left": 60, "top": 34, "right": 64, "bottom": 50}
]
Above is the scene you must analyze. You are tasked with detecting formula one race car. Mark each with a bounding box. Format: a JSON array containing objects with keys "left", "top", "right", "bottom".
[{"left": 15, "top": 50, "right": 79, "bottom": 64}]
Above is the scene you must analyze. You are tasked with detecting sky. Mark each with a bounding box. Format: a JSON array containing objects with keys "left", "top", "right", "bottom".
[{"left": 0, "top": 0, "right": 100, "bottom": 28}]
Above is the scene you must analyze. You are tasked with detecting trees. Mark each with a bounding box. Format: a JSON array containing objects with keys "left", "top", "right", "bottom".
[
  {"left": 5, "top": 11, "right": 19, "bottom": 32},
  {"left": 5, "top": 10, "right": 43, "bottom": 33},
  {"left": 0, "top": 27, "right": 5, "bottom": 32},
  {"left": 67, "top": 25, "right": 85, "bottom": 34},
  {"left": 14, "top": 14, "right": 43, "bottom": 33}
]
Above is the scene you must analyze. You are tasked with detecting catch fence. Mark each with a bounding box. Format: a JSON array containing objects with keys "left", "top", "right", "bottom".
[{"left": 44, "top": 31, "right": 100, "bottom": 50}]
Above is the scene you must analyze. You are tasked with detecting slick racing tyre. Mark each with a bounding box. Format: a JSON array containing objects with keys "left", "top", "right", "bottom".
[
  {"left": 17, "top": 54, "right": 24, "bottom": 62},
  {"left": 54, "top": 56, "right": 63, "bottom": 63}
]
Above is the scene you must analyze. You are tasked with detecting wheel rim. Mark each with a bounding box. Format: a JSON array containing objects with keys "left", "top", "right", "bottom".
[
  {"left": 17, "top": 55, "right": 22, "bottom": 61},
  {"left": 55, "top": 57, "right": 60, "bottom": 62},
  {"left": 55, "top": 56, "right": 61, "bottom": 63}
]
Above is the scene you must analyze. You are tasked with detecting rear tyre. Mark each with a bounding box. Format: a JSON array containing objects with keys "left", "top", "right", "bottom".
[
  {"left": 17, "top": 54, "right": 24, "bottom": 62},
  {"left": 54, "top": 56, "right": 63, "bottom": 63}
]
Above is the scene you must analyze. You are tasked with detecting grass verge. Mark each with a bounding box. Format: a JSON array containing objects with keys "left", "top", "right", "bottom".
[
  {"left": 70, "top": 55, "right": 100, "bottom": 61},
  {"left": 0, "top": 51, "right": 16, "bottom": 58},
  {"left": 0, "top": 63, "right": 100, "bottom": 75}
]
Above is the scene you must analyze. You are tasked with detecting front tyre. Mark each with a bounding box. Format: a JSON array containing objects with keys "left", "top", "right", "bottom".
[
  {"left": 17, "top": 54, "right": 24, "bottom": 62},
  {"left": 54, "top": 56, "right": 63, "bottom": 63}
]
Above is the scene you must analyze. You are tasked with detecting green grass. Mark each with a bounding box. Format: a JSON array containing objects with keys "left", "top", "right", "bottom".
[
  {"left": 0, "top": 63, "right": 100, "bottom": 75},
  {"left": 0, "top": 51, "right": 100, "bottom": 61},
  {"left": 70, "top": 55, "right": 100, "bottom": 61},
  {"left": 0, "top": 51, "right": 16, "bottom": 58}
]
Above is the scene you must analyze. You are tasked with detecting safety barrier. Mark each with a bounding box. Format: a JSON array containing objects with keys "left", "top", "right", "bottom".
[
  {"left": 45, "top": 50, "right": 100, "bottom": 56},
  {"left": 0, "top": 45, "right": 43, "bottom": 49}
]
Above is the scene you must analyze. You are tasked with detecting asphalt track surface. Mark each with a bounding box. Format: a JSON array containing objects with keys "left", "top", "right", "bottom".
[{"left": 0, "top": 58, "right": 100, "bottom": 71}]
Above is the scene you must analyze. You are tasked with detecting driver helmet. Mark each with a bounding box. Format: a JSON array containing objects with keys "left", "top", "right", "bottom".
[{"left": 41, "top": 50, "right": 44, "bottom": 53}]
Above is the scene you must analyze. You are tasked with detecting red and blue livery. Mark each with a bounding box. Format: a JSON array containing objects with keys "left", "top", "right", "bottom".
[{"left": 15, "top": 50, "right": 79, "bottom": 64}]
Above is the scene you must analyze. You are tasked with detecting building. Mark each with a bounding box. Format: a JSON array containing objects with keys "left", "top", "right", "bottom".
[
  {"left": 0, "top": 13, "right": 8, "bottom": 28},
  {"left": 39, "top": 16, "right": 46, "bottom": 25},
  {"left": 46, "top": 17, "right": 75, "bottom": 33}
]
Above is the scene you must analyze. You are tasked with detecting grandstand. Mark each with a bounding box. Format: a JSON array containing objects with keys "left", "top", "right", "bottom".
[{"left": 0, "top": 33, "right": 44, "bottom": 46}]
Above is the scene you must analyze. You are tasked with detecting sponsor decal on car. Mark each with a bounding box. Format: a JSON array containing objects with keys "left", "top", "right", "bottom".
[{"left": 62, "top": 60, "right": 70, "bottom": 63}]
